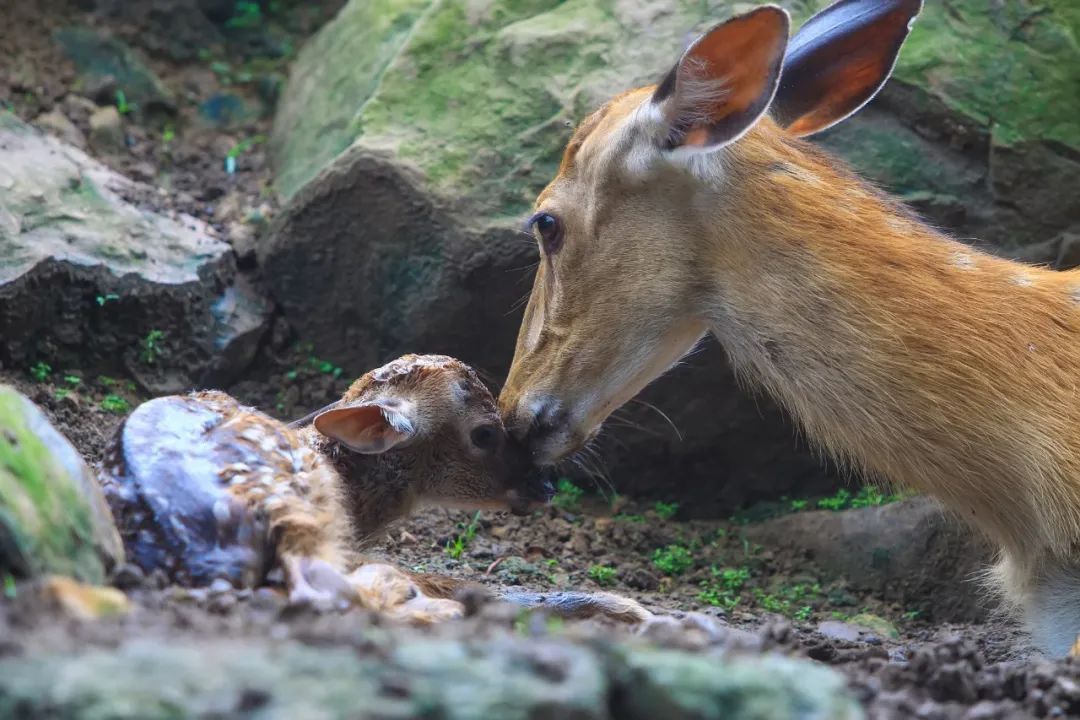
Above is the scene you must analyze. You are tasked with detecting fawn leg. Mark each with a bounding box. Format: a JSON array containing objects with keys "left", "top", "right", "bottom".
[
  {"left": 230, "top": 485, "right": 357, "bottom": 610},
  {"left": 346, "top": 563, "right": 464, "bottom": 624},
  {"left": 500, "top": 589, "right": 654, "bottom": 624}
]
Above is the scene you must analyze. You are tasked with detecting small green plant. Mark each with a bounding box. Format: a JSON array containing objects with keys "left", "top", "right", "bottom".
[
  {"left": 444, "top": 511, "right": 481, "bottom": 560},
  {"left": 698, "top": 565, "right": 750, "bottom": 609},
  {"left": 162, "top": 125, "right": 176, "bottom": 144},
  {"left": 902, "top": 609, "right": 922, "bottom": 622},
  {"left": 100, "top": 394, "right": 130, "bottom": 414},
  {"left": 817, "top": 486, "right": 905, "bottom": 511},
  {"left": 227, "top": 135, "right": 266, "bottom": 160},
  {"left": 794, "top": 605, "right": 813, "bottom": 622},
  {"left": 817, "top": 488, "right": 851, "bottom": 511},
  {"left": 226, "top": 0, "right": 264, "bottom": 29},
  {"left": 653, "top": 501, "right": 679, "bottom": 520},
  {"left": 652, "top": 544, "right": 693, "bottom": 576},
  {"left": 225, "top": 134, "right": 267, "bottom": 173},
  {"left": 95, "top": 293, "right": 120, "bottom": 307},
  {"left": 63, "top": 375, "right": 81, "bottom": 386},
  {"left": 98, "top": 376, "right": 117, "bottom": 387},
  {"left": 752, "top": 582, "right": 822, "bottom": 618},
  {"left": 587, "top": 565, "right": 617, "bottom": 587},
  {"left": 2, "top": 573, "right": 15, "bottom": 599},
  {"left": 29, "top": 361, "right": 51, "bottom": 382},
  {"left": 115, "top": 89, "right": 132, "bottom": 115},
  {"left": 141, "top": 329, "right": 166, "bottom": 365},
  {"left": 789, "top": 498, "right": 808, "bottom": 511},
  {"left": 614, "top": 513, "right": 646, "bottom": 523},
  {"left": 54, "top": 388, "right": 71, "bottom": 400},
  {"left": 551, "top": 478, "right": 584, "bottom": 510}
]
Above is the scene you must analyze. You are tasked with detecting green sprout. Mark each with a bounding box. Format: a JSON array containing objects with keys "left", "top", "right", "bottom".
[
  {"left": 652, "top": 544, "right": 693, "bottom": 576},
  {"left": 653, "top": 501, "right": 679, "bottom": 520},
  {"left": 614, "top": 513, "right": 646, "bottom": 523},
  {"left": 29, "top": 361, "right": 51, "bottom": 382},
  {"left": 95, "top": 293, "right": 120, "bottom": 307},
  {"left": 141, "top": 329, "right": 166, "bottom": 365},
  {"left": 587, "top": 565, "right": 617, "bottom": 587},
  {"left": 162, "top": 125, "right": 176, "bottom": 144},
  {"left": 100, "top": 394, "right": 130, "bottom": 414},
  {"left": 2, "top": 574, "right": 15, "bottom": 599},
  {"left": 444, "top": 511, "right": 481, "bottom": 560},
  {"left": 115, "top": 89, "right": 132, "bottom": 115},
  {"left": 552, "top": 478, "right": 584, "bottom": 511},
  {"left": 226, "top": 1, "right": 264, "bottom": 29},
  {"left": 224, "top": 134, "right": 267, "bottom": 174}
]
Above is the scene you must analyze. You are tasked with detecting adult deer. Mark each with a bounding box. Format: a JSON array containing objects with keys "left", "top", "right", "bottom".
[{"left": 499, "top": 0, "right": 1080, "bottom": 657}]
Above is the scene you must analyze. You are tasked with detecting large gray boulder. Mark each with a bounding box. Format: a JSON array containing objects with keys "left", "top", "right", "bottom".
[
  {"left": 263, "top": 0, "right": 1078, "bottom": 514},
  {"left": 0, "top": 113, "right": 270, "bottom": 392},
  {"left": 745, "top": 497, "right": 994, "bottom": 623}
]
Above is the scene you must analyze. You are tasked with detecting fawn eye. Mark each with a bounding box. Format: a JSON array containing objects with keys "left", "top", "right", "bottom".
[
  {"left": 530, "top": 213, "right": 563, "bottom": 255},
  {"left": 470, "top": 424, "right": 500, "bottom": 450}
]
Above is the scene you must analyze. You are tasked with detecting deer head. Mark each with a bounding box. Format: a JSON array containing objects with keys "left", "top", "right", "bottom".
[
  {"left": 499, "top": 0, "right": 923, "bottom": 464},
  {"left": 305, "top": 355, "right": 552, "bottom": 529}
]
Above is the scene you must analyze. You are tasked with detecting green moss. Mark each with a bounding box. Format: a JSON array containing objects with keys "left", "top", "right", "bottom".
[
  {"left": 272, "top": 0, "right": 433, "bottom": 197},
  {"left": 275, "top": 0, "right": 1076, "bottom": 227},
  {"left": 0, "top": 388, "right": 105, "bottom": 583},
  {"left": 802, "top": 0, "right": 1079, "bottom": 149}
]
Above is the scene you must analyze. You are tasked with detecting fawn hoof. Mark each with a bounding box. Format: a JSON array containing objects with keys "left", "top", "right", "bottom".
[
  {"left": 285, "top": 557, "right": 356, "bottom": 613},
  {"left": 347, "top": 564, "right": 464, "bottom": 624},
  {"left": 389, "top": 597, "right": 465, "bottom": 625}
]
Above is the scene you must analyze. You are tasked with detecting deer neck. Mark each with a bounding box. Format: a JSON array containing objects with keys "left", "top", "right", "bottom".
[
  {"left": 694, "top": 137, "right": 1080, "bottom": 564},
  {"left": 301, "top": 428, "right": 416, "bottom": 541}
]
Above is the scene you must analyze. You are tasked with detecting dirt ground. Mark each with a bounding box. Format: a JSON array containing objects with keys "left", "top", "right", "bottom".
[{"left": 4, "top": 1, "right": 1080, "bottom": 718}]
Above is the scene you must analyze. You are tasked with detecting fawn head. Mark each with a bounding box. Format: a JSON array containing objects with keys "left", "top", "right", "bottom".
[
  {"left": 499, "top": 0, "right": 923, "bottom": 464},
  {"left": 309, "top": 354, "right": 552, "bottom": 515}
]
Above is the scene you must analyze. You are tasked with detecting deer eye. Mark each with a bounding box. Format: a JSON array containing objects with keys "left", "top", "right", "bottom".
[
  {"left": 530, "top": 212, "right": 563, "bottom": 255},
  {"left": 470, "top": 424, "right": 500, "bottom": 450}
]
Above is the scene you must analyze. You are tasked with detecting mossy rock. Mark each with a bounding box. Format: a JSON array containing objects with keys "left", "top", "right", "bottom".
[
  {"left": 273, "top": 0, "right": 1077, "bottom": 213},
  {"left": 0, "top": 634, "right": 862, "bottom": 719},
  {"left": 0, "top": 386, "right": 123, "bottom": 584}
]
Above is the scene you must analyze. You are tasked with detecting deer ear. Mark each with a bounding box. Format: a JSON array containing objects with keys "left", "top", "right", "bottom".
[
  {"left": 313, "top": 401, "right": 415, "bottom": 454},
  {"left": 650, "top": 6, "right": 790, "bottom": 151},
  {"left": 771, "top": 0, "right": 923, "bottom": 137}
]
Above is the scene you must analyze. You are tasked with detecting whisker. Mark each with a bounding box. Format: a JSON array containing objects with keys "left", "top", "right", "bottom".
[{"left": 627, "top": 398, "right": 683, "bottom": 441}]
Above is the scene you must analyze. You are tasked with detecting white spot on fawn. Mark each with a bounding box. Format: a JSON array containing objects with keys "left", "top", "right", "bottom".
[
  {"left": 1070, "top": 287, "right": 1080, "bottom": 306},
  {"left": 1012, "top": 274, "right": 1033, "bottom": 287}
]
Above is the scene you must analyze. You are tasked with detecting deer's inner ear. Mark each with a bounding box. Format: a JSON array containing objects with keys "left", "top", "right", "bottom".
[
  {"left": 650, "top": 6, "right": 790, "bottom": 151},
  {"left": 313, "top": 402, "right": 415, "bottom": 454},
  {"left": 771, "top": 0, "right": 924, "bottom": 137}
]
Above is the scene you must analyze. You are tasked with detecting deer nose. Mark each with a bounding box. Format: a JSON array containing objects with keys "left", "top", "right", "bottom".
[{"left": 514, "top": 395, "right": 567, "bottom": 449}]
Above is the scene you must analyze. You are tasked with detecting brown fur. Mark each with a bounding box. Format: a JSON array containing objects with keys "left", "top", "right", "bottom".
[{"left": 499, "top": 6, "right": 1080, "bottom": 655}]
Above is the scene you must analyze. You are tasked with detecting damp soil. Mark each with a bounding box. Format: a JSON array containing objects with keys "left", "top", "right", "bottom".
[{"left": 2, "top": 1, "right": 1079, "bottom": 718}]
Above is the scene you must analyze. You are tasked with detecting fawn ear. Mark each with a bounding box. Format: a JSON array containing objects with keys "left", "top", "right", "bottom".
[
  {"left": 650, "top": 6, "right": 789, "bottom": 151},
  {"left": 313, "top": 401, "right": 415, "bottom": 454},
  {"left": 771, "top": 0, "right": 923, "bottom": 137}
]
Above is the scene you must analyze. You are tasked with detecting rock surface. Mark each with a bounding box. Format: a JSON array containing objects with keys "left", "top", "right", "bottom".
[
  {"left": 745, "top": 497, "right": 993, "bottom": 623},
  {"left": 0, "top": 113, "right": 271, "bottom": 391},
  {"left": 0, "top": 634, "right": 861, "bottom": 720},
  {"left": 263, "top": 0, "right": 1078, "bottom": 513},
  {"left": 0, "top": 386, "right": 123, "bottom": 584}
]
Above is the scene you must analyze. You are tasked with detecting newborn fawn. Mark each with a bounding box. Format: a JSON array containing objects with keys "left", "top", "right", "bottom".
[
  {"left": 101, "top": 355, "right": 552, "bottom": 621},
  {"left": 101, "top": 354, "right": 648, "bottom": 625}
]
